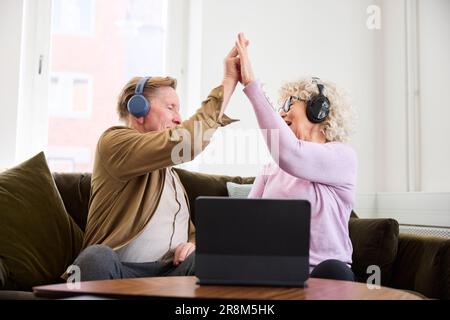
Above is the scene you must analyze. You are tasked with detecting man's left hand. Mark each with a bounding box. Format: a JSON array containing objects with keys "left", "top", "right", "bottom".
[{"left": 173, "top": 242, "right": 196, "bottom": 266}]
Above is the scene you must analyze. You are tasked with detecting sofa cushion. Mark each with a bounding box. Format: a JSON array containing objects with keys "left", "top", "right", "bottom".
[
  {"left": 0, "top": 152, "right": 84, "bottom": 290},
  {"left": 226, "top": 182, "right": 253, "bottom": 198},
  {"left": 348, "top": 217, "right": 399, "bottom": 285}
]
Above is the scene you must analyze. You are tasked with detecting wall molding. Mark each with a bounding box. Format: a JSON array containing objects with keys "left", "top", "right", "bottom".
[
  {"left": 353, "top": 193, "right": 377, "bottom": 219},
  {"left": 355, "top": 192, "right": 450, "bottom": 227}
]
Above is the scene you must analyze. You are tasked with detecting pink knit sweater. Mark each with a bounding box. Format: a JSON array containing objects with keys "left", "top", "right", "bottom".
[{"left": 244, "top": 81, "right": 357, "bottom": 268}]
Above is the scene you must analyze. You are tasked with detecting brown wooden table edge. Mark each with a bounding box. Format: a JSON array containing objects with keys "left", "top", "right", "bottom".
[{"left": 32, "top": 276, "right": 425, "bottom": 300}]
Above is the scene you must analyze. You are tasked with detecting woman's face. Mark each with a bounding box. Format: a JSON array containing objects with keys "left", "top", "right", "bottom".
[{"left": 279, "top": 99, "right": 309, "bottom": 138}]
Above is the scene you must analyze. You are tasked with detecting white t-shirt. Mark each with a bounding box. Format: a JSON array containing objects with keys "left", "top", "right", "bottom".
[{"left": 116, "top": 168, "right": 190, "bottom": 262}]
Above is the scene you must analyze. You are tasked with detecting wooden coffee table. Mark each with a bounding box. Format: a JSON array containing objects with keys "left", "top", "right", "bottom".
[{"left": 33, "top": 276, "right": 423, "bottom": 300}]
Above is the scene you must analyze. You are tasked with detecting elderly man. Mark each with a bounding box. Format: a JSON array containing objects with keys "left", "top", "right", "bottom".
[{"left": 71, "top": 46, "right": 241, "bottom": 281}]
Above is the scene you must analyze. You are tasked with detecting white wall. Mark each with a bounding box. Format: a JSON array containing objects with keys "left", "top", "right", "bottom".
[
  {"left": 378, "top": 0, "right": 409, "bottom": 192},
  {"left": 166, "top": 0, "right": 449, "bottom": 226},
  {"left": 181, "top": 0, "right": 381, "bottom": 193},
  {"left": 171, "top": 0, "right": 450, "bottom": 195},
  {"left": 0, "top": 0, "right": 24, "bottom": 168},
  {"left": 378, "top": 0, "right": 450, "bottom": 193},
  {"left": 418, "top": 0, "right": 450, "bottom": 192}
]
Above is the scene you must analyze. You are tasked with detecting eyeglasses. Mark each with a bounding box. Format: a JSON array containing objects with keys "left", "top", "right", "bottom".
[{"left": 278, "top": 96, "right": 302, "bottom": 114}]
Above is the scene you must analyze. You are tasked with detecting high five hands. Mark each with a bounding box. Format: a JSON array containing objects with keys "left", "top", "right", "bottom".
[
  {"left": 235, "top": 32, "right": 255, "bottom": 86},
  {"left": 223, "top": 32, "right": 255, "bottom": 87}
]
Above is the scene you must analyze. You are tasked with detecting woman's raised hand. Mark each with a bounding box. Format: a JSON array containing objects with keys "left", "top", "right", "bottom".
[
  {"left": 223, "top": 46, "right": 241, "bottom": 86},
  {"left": 235, "top": 32, "right": 255, "bottom": 86}
]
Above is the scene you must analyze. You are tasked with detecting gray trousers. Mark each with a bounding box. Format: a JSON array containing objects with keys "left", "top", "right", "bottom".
[{"left": 72, "top": 245, "right": 195, "bottom": 281}]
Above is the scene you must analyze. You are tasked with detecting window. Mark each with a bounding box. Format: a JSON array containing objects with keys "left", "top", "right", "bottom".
[
  {"left": 46, "top": 146, "right": 91, "bottom": 173},
  {"left": 52, "top": 0, "right": 95, "bottom": 36},
  {"left": 47, "top": 0, "right": 167, "bottom": 172},
  {"left": 48, "top": 73, "right": 92, "bottom": 118}
]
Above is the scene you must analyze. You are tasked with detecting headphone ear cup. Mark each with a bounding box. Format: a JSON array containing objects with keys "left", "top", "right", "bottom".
[
  {"left": 306, "top": 96, "right": 330, "bottom": 123},
  {"left": 127, "top": 94, "right": 150, "bottom": 118}
]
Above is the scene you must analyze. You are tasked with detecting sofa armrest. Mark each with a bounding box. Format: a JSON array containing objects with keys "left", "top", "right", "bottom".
[{"left": 390, "top": 233, "right": 450, "bottom": 299}]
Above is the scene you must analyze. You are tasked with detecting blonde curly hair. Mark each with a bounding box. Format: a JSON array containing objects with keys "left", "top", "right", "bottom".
[{"left": 278, "top": 77, "right": 356, "bottom": 142}]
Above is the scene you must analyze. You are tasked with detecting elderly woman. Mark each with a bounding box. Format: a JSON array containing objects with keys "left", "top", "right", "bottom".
[{"left": 236, "top": 33, "right": 357, "bottom": 281}]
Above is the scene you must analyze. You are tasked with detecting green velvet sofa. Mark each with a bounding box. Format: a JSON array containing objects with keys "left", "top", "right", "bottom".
[{"left": 1, "top": 169, "right": 449, "bottom": 299}]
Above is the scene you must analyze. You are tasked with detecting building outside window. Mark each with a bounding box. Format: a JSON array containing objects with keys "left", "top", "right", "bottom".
[{"left": 47, "top": 0, "right": 167, "bottom": 172}]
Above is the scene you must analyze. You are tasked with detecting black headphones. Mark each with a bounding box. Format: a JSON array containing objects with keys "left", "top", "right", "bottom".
[{"left": 306, "top": 77, "right": 330, "bottom": 123}]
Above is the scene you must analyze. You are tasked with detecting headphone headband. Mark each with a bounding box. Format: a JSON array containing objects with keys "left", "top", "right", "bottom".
[
  {"left": 135, "top": 77, "right": 151, "bottom": 95},
  {"left": 312, "top": 77, "right": 324, "bottom": 94}
]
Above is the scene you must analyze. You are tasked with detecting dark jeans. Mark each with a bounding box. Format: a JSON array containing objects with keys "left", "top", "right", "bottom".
[
  {"left": 73, "top": 246, "right": 353, "bottom": 283},
  {"left": 310, "top": 259, "right": 355, "bottom": 281},
  {"left": 72, "top": 245, "right": 195, "bottom": 281}
]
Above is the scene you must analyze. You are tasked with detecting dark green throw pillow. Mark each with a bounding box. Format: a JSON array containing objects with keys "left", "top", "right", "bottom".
[
  {"left": 0, "top": 152, "right": 84, "bottom": 290},
  {"left": 349, "top": 217, "right": 399, "bottom": 285}
]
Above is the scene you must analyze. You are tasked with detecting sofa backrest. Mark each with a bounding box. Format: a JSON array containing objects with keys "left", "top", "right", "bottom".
[
  {"left": 391, "top": 233, "right": 450, "bottom": 299},
  {"left": 53, "top": 173, "right": 91, "bottom": 232},
  {"left": 52, "top": 169, "right": 256, "bottom": 232}
]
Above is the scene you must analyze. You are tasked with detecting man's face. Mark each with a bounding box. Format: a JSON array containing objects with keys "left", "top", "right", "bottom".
[{"left": 142, "top": 86, "right": 181, "bottom": 132}]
